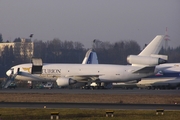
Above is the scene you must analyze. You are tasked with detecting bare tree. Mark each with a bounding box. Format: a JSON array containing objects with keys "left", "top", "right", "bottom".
[{"left": 0, "top": 33, "right": 3, "bottom": 43}]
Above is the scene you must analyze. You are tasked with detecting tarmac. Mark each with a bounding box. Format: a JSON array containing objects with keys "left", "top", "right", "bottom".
[
  {"left": 0, "top": 88, "right": 179, "bottom": 95},
  {"left": 0, "top": 88, "right": 179, "bottom": 110}
]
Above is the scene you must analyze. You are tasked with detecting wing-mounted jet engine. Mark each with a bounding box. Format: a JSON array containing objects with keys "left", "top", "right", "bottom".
[{"left": 56, "top": 77, "right": 77, "bottom": 87}]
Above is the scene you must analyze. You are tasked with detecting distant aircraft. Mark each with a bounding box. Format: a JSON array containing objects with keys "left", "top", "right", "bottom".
[
  {"left": 136, "top": 63, "right": 180, "bottom": 89},
  {"left": 5, "top": 35, "right": 167, "bottom": 88},
  {"left": 112, "top": 63, "right": 180, "bottom": 89},
  {"left": 82, "top": 49, "right": 98, "bottom": 64}
]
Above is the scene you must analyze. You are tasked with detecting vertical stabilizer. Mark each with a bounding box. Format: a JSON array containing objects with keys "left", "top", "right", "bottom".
[
  {"left": 139, "top": 35, "right": 164, "bottom": 56},
  {"left": 82, "top": 49, "right": 98, "bottom": 64}
]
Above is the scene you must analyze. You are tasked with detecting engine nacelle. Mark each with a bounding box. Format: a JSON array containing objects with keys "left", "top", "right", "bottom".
[
  {"left": 127, "top": 55, "right": 167, "bottom": 65},
  {"left": 56, "top": 77, "right": 77, "bottom": 87}
]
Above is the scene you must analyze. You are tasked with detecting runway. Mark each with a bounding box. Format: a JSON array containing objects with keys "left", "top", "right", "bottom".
[
  {"left": 0, "top": 102, "right": 180, "bottom": 110},
  {"left": 0, "top": 88, "right": 180, "bottom": 95},
  {"left": 0, "top": 88, "right": 179, "bottom": 110}
]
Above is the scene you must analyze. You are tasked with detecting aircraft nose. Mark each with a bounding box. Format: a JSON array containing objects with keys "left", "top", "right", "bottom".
[{"left": 6, "top": 69, "right": 12, "bottom": 76}]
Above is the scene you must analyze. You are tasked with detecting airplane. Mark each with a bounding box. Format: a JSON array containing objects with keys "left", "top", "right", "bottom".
[
  {"left": 3, "top": 49, "right": 98, "bottom": 88},
  {"left": 5, "top": 35, "right": 167, "bottom": 88},
  {"left": 136, "top": 63, "right": 180, "bottom": 89},
  {"left": 111, "top": 63, "right": 180, "bottom": 89}
]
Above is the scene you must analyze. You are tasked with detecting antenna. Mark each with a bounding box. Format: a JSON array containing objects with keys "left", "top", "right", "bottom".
[
  {"left": 92, "top": 39, "right": 102, "bottom": 49},
  {"left": 164, "top": 27, "right": 170, "bottom": 50},
  {"left": 29, "top": 34, "right": 33, "bottom": 41}
]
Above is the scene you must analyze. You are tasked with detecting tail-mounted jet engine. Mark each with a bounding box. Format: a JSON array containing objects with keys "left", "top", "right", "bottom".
[{"left": 127, "top": 55, "right": 167, "bottom": 65}]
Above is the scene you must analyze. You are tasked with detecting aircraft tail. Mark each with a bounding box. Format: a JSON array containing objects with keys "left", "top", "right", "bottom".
[
  {"left": 138, "top": 35, "right": 164, "bottom": 56},
  {"left": 127, "top": 35, "right": 167, "bottom": 73},
  {"left": 82, "top": 49, "right": 98, "bottom": 64}
]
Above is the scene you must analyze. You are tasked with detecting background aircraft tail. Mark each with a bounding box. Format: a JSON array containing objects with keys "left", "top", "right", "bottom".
[{"left": 82, "top": 49, "right": 98, "bottom": 64}]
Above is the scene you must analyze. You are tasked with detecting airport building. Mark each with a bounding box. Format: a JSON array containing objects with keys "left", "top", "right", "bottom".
[{"left": 0, "top": 38, "right": 34, "bottom": 59}]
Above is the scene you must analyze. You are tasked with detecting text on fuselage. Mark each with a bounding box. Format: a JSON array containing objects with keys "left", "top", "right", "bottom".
[{"left": 43, "top": 69, "right": 61, "bottom": 74}]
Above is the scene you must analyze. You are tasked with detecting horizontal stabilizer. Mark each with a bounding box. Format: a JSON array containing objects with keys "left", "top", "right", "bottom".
[{"left": 150, "top": 54, "right": 168, "bottom": 61}]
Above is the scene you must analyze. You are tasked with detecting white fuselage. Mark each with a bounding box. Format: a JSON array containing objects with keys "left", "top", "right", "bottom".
[{"left": 8, "top": 63, "right": 153, "bottom": 83}]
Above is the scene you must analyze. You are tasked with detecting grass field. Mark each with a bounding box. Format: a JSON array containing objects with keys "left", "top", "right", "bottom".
[{"left": 0, "top": 108, "right": 179, "bottom": 120}]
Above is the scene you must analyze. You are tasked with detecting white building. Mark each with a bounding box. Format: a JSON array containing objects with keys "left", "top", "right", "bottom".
[{"left": 0, "top": 38, "right": 34, "bottom": 59}]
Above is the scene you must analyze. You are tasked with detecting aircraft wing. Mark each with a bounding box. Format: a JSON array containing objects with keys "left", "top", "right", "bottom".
[
  {"left": 132, "top": 65, "right": 172, "bottom": 74},
  {"left": 65, "top": 74, "right": 104, "bottom": 81},
  {"left": 132, "top": 66, "right": 155, "bottom": 73},
  {"left": 18, "top": 71, "right": 45, "bottom": 80}
]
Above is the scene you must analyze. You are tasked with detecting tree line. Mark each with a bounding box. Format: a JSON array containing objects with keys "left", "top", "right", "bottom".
[{"left": 0, "top": 33, "right": 180, "bottom": 77}]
